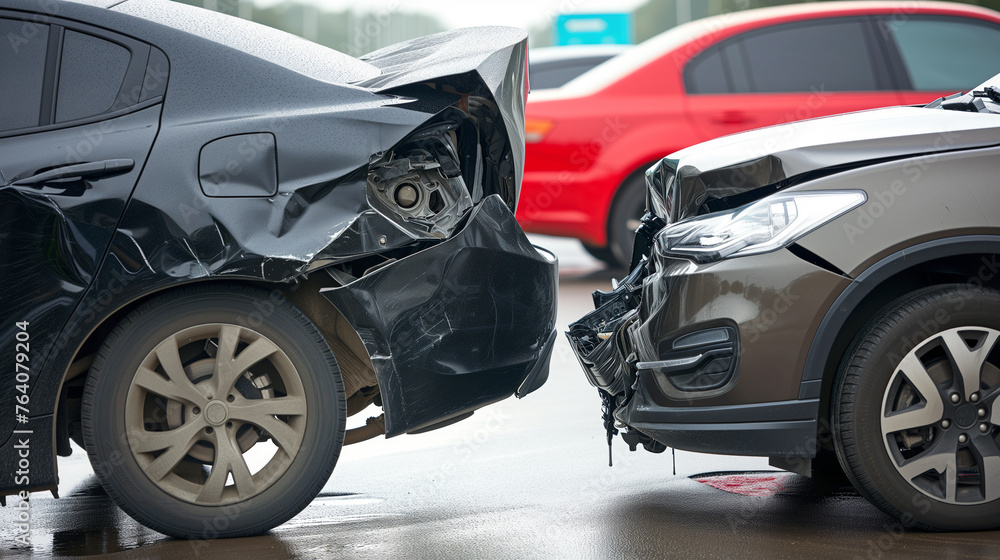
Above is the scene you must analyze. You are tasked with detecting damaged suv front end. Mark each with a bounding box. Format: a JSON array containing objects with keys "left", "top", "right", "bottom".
[
  {"left": 568, "top": 76, "right": 1000, "bottom": 490},
  {"left": 569, "top": 193, "right": 862, "bottom": 459}
]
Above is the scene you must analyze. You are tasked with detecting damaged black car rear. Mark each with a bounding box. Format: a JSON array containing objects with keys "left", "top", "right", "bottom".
[
  {"left": 569, "top": 75, "right": 1000, "bottom": 531},
  {"left": 0, "top": 0, "right": 556, "bottom": 538}
]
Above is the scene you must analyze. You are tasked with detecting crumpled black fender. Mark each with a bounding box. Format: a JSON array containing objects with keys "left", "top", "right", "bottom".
[
  {"left": 321, "top": 195, "right": 558, "bottom": 436},
  {"left": 0, "top": 0, "right": 531, "bottom": 495},
  {"left": 98, "top": 2, "right": 530, "bottom": 285},
  {"left": 358, "top": 27, "right": 527, "bottom": 203}
]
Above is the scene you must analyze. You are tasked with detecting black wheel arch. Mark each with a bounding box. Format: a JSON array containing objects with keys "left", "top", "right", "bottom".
[
  {"left": 54, "top": 275, "right": 378, "bottom": 462},
  {"left": 798, "top": 235, "right": 1000, "bottom": 447}
]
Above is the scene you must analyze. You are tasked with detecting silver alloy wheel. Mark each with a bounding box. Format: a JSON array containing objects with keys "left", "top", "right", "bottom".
[
  {"left": 881, "top": 326, "right": 1000, "bottom": 504},
  {"left": 124, "top": 323, "right": 307, "bottom": 505}
]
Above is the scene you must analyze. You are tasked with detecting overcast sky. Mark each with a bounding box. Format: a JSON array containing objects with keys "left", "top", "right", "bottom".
[{"left": 254, "top": 0, "right": 649, "bottom": 30}]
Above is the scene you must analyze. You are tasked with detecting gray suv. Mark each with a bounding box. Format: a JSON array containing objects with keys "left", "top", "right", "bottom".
[{"left": 569, "top": 75, "right": 1000, "bottom": 531}]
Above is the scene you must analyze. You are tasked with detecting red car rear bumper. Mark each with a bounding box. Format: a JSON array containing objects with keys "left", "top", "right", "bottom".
[{"left": 516, "top": 166, "right": 621, "bottom": 246}]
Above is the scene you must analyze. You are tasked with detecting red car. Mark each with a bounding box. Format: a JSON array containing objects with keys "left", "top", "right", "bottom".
[{"left": 517, "top": 1, "right": 1000, "bottom": 267}]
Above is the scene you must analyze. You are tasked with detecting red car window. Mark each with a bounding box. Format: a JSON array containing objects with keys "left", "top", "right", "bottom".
[{"left": 886, "top": 16, "right": 1000, "bottom": 91}]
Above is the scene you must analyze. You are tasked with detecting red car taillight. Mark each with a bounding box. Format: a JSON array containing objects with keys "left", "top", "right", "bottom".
[{"left": 524, "top": 118, "right": 553, "bottom": 143}]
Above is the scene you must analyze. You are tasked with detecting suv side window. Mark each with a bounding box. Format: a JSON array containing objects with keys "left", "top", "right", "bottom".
[
  {"left": 884, "top": 17, "right": 1000, "bottom": 91},
  {"left": 0, "top": 18, "right": 49, "bottom": 132},
  {"left": 741, "top": 19, "right": 881, "bottom": 93},
  {"left": 56, "top": 30, "right": 131, "bottom": 123}
]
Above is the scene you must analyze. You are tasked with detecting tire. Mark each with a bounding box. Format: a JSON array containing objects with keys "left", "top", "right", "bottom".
[
  {"left": 581, "top": 242, "right": 618, "bottom": 267},
  {"left": 82, "top": 284, "right": 345, "bottom": 538},
  {"left": 833, "top": 284, "right": 1000, "bottom": 531},
  {"left": 608, "top": 173, "right": 647, "bottom": 269}
]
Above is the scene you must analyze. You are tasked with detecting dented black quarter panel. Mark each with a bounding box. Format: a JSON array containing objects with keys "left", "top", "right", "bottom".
[
  {"left": 323, "top": 196, "right": 557, "bottom": 436},
  {"left": 1, "top": 0, "right": 546, "bottom": 496}
]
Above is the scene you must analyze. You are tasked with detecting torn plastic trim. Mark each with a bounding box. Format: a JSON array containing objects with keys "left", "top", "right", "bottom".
[
  {"left": 516, "top": 329, "right": 557, "bottom": 398},
  {"left": 567, "top": 259, "right": 653, "bottom": 468},
  {"left": 566, "top": 259, "right": 648, "bottom": 396},
  {"left": 320, "top": 195, "right": 558, "bottom": 437},
  {"left": 567, "top": 210, "right": 662, "bottom": 394}
]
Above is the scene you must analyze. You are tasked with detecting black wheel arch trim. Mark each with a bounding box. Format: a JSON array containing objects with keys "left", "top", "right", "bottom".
[{"left": 797, "top": 234, "right": 1000, "bottom": 400}]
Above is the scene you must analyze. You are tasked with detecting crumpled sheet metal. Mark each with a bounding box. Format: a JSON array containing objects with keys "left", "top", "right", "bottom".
[
  {"left": 359, "top": 26, "right": 528, "bottom": 205},
  {"left": 649, "top": 106, "right": 1000, "bottom": 222},
  {"left": 103, "top": 21, "right": 527, "bottom": 284},
  {"left": 0, "top": 0, "right": 529, "bottom": 489},
  {"left": 322, "top": 195, "right": 558, "bottom": 436}
]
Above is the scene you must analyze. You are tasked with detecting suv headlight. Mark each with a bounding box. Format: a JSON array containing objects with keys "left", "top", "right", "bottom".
[{"left": 656, "top": 190, "right": 866, "bottom": 263}]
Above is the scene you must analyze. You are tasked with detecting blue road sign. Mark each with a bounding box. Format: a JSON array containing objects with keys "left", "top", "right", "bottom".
[{"left": 555, "top": 13, "right": 633, "bottom": 46}]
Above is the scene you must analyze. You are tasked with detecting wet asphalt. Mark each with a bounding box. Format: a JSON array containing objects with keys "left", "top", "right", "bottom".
[{"left": 3, "top": 236, "right": 999, "bottom": 559}]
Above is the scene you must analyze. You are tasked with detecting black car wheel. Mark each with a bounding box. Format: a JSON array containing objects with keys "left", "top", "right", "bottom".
[
  {"left": 607, "top": 174, "right": 646, "bottom": 269},
  {"left": 834, "top": 285, "right": 1000, "bottom": 531},
  {"left": 82, "top": 285, "right": 345, "bottom": 538}
]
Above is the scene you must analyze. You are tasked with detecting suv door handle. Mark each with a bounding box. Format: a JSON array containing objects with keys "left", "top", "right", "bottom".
[{"left": 10, "top": 159, "right": 134, "bottom": 187}]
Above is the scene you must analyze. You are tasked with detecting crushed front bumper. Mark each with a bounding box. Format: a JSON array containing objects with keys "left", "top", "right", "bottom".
[
  {"left": 323, "top": 195, "right": 558, "bottom": 436},
  {"left": 568, "top": 235, "right": 850, "bottom": 457}
]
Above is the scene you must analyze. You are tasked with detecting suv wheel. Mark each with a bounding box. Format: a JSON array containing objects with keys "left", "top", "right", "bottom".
[
  {"left": 834, "top": 285, "right": 1000, "bottom": 531},
  {"left": 82, "top": 285, "right": 345, "bottom": 538}
]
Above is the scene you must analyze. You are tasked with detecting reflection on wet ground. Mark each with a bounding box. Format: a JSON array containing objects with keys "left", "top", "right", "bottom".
[
  {"left": 4, "top": 236, "right": 1000, "bottom": 558},
  {"left": 20, "top": 467, "right": 999, "bottom": 560}
]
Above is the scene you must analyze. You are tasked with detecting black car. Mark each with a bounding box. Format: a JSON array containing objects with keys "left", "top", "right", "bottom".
[
  {"left": 0, "top": 0, "right": 557, "bottom": 538},
  {"left": 569, "top": 75, "right": 1000, "bottom": 531}
]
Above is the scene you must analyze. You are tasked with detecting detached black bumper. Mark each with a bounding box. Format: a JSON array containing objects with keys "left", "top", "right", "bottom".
[{"left": 323, "top": 195, "right": 558, "bottom": 436}]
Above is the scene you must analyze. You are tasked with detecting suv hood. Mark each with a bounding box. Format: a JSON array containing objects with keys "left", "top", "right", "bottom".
[{"left": 648, "top": 105, "right": 1000, "bottom": 223}]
